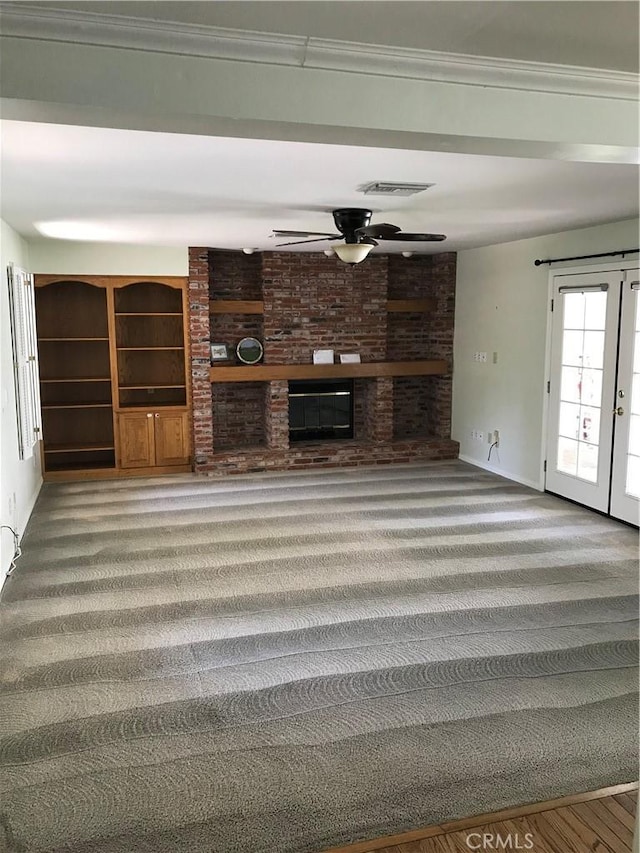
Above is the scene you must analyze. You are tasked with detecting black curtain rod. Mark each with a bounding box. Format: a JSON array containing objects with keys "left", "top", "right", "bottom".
[{"left": 534, "top": 248, "right": 639, "bottom": 266}]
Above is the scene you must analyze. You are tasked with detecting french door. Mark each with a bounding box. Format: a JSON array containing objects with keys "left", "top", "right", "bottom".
[{"left": 545, "top": 268, "right": 639, "bottom": 524}]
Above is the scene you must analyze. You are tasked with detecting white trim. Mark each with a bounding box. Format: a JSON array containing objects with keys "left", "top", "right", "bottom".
[
  {"left": 16, "top": 472, "right": 42, "bottom": 540},
  {"left": 1, "top": 3, "right": 637, "bottom": 101},
  {"left": 0, "top": 464, "right": 42, "bottom": 586},
  {"left": 303, "top": 40, "right": 637, "bottom": 100},
  {"left": 541, "top": 258, "right": 640, "bottom": 492},
  {"left": 458, "top": 454, "right": 543, "bottom": 491}
]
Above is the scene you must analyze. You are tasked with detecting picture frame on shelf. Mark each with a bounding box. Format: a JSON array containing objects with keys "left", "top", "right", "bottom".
[
  {"left": 210, "top": 343, "right": 230, "bottom": 362},
  {"left": 313, "top": 349, "right": 334, "bottom": 365}
]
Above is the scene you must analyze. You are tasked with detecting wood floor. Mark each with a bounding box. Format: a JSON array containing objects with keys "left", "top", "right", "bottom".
[{"left": 325, "top": 783, "right": 638, "bottom": 853}]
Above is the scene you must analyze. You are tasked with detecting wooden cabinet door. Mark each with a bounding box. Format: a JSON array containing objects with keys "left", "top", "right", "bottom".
[
  {"left": 154, "top": 412, "right": 189, "bottom": 466},
  {"left": 119, "top": 412, "right": 155, "bottom": 468}
]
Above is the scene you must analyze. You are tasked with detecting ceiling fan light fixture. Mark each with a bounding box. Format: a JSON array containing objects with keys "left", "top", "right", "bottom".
[
  {"left": 332, "top": 243, "right": 374, "bottom": 264},
  {"left": 323, "top": 248, "right": 335, "bottom": 257},
  {"left": 402, "top": 251, "right": 414, "bottom": 258},
  {"left": 242, "top": 247, "right": 255, "bottom": 255}
]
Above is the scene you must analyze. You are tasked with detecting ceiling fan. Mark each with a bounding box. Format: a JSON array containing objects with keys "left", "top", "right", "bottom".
[{"left": 272, "top": 208, "right": 446, "bottom": 263}]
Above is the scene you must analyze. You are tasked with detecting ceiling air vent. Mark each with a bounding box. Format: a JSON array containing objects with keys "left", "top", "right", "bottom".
[{"left": 360, "top": 181, "right": 435, "bottom": 197}]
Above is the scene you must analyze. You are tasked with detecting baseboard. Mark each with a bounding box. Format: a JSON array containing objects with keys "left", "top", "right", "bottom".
[
  {"left": 1, "top": 476, "right": 43, "bottom": 590},
  {"left": 17, "top": 478, "right": 42, "bottom": 537},
  {"left": 458, "top": 454, "right": 543, "bottom": 491}
]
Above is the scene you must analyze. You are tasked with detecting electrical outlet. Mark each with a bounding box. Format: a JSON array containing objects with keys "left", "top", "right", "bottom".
[
  {"left": 493, "top": 430, "right": 500, "bottom": 446},
  {"left": 471, "top": 430, "right": 484, "bottom": 442}
]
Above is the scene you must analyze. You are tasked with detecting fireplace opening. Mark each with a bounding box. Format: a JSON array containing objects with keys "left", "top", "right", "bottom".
[{"left": 289, "top": 379, "right": 354, "bottom": 442}]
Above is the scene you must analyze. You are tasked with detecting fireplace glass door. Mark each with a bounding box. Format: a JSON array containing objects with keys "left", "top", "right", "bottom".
[{"left": 289, "top": 379, "right": 354, "bottom": 442}]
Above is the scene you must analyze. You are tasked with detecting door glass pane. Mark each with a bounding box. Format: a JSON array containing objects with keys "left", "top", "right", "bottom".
[
  {"left": 557, "top": 437, "right": 578, "bottom": 476},
  {"left": 584, "top": 291, "right": 607, "bottom": 329},
  {"left": 560, "top": 366, "right": 582, "bottom": 404},
  {"left": 631, "top": 372, "right": 640, "bottom": 415},
  {"left": 559, "top": 402, "right": 580, "bottom": 439},
  {"left": 579, "top": 405, "right": 600, "bottom": 443},
  {"left": 580, "top": 368, "right": 603, "bottom": 406},
  {"left": 577, "top": 442, "right": 598, "bottom": 482},
  {"left": 628, "top": 414, "right": 640, "bottom": 456},
  {"left": 626, "top": 454, "right": 640, "bottom": 498},
  {"left": 562, "top": 330, "right": 584, "bottom": 366},
  {"left": 556, "top": 289, "right": 607, "bottom": 481},
  {"left": 583, "top": 331, "right": 605, "bottom": 368},
  {"left": 563, "top": 293, "right": 586, "bottom": 329}
]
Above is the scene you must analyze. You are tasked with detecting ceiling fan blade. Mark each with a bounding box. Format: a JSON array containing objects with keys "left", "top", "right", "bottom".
[
  {"left": 273, "top": 230, "right": 340, "bottom": 238},
  {"left": 275, "top": 236, "right": 341, "bottom": 247},
  {"left": 355, "top": 223, "right": 401, "bottom": 239},
  {"left": 381, "top": 232, "right": 447, "bottom": 242}
]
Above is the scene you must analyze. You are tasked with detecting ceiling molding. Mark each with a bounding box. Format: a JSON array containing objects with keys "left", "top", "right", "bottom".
[{"left": 1, "top": 3, "right": 637, "bottom": 101}]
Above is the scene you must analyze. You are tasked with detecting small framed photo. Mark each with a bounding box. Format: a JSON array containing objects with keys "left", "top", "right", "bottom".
[
  {"left": 340, "top": 353, "right": 361, "bottom": 364},
  {"left": 210, "top": 343, "right": 230, "bottom": 362},
  {"left": 313, "top": 349, "right": 334, "bottom": 365}
]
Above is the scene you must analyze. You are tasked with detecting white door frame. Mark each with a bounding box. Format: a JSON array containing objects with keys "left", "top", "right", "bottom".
[
  {"left": 541, "top": 258, "right": 639, "bottom": 499},
  {"left": 610, "top": 272, "right": 640, "bottom": 524}
]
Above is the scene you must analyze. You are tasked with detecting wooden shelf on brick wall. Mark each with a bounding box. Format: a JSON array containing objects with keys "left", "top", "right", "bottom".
[
  {"left": 210, "top": 360, "right": 448, "bottom": 383},
  {"left": 210, "top": 300, "right": 264, "bottom": 314},
  {"left": 209, "top": 300, "right": 435, "bottom": 315},
  {"left": 386, "top": 298, "right": 437, "bottom": 313}
]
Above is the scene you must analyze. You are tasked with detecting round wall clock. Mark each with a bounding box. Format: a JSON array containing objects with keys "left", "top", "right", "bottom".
[{"left": 236, "top": 337, "right": 264, "bottom": 365}]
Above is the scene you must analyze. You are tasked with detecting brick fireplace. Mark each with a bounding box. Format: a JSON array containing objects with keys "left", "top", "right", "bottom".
[{"left": 188, "top": 248, "right": 459, "bottom": 474}]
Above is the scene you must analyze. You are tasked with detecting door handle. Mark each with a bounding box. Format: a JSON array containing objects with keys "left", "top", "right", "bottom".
[{"left": 613, "top": 407, "right": 624, "bottom": 416}]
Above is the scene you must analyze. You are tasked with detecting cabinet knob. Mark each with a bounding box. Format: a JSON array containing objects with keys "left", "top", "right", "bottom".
[
  {"left": 147, "top": 413, "right": 153, "bottom": 418},
  {"left": 155, "top": 413, "right": 159, "bottom": 417}
]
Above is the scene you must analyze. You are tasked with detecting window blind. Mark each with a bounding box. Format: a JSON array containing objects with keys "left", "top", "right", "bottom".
[{"left": 7, "top": 264, "right": 41, "bottom": 459}]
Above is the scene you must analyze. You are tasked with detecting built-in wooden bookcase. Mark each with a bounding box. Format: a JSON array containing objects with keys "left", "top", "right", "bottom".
[
  {"left": 34, "top": 276, "right": 190, "bottom": 479},
  {"left": 36, "top": 280, "right": 115, "bottom": 472},
  {"left": 114, "top": 282, "right": 187, "bottom": 409}
]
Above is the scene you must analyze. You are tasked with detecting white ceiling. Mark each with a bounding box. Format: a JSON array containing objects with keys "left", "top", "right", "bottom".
[
  {"left": 2, "top": 121, "right": 637, "bottom": 253},
  {"left": 32, "top": 1, "right": 640, "bottom": 72}
]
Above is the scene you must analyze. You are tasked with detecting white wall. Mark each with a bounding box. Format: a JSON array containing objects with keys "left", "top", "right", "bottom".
[
  {"left": 0, "top": 220, "right": 42, "bottom": 577},
  {"left": 28, "top": 240, "right": 188, "bottom": 275},
  {"left": 452, "top": 218, "right": 639, "bottom": 489}
]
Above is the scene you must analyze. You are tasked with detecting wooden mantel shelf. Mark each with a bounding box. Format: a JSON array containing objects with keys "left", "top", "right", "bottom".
[
  {"left": 210, "top": 360, "right": 448, "bottom": 382},
  {"left": 209, "top": 299, "right": 437, "bottom": 315},
  {"left": 210, "top": 300, "right": 264, "bottom": 314}
]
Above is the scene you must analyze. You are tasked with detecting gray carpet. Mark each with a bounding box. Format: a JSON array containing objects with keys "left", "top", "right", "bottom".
[{"left": 0, "top": 460, "right": 637, "bottom": 853}]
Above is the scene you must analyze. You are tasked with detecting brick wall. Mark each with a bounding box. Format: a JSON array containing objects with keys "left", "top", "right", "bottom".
[
  {"left": 265, "top": 380, "right": 289, "bottom": 450},
  {"left": 262, "top": 253, "right": 388, "bottom": 364},
  {"left": 211, "top": 382, "right": 265, "bottom": 450},
  {"left": 209, "top": 251, "right": 262, "bottom": 299},
  {"left": 388, "top": 253, "right": 456, "bottom": 442},
  {"left": 188, "top": 247, "right": 213, "bottom": 464},
  {"left": 189, "top": 248, "right": 458, "bottom": 472}
]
